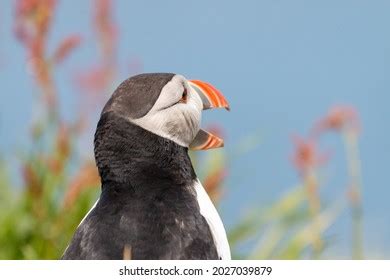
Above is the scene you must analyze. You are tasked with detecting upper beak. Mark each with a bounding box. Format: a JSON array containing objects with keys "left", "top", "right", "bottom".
[
  {"left": 188, "top": 80, "right": 230, "bottom": 150},
  {"left": 189, "top": 80, "right": 230, "bottom": 111}
]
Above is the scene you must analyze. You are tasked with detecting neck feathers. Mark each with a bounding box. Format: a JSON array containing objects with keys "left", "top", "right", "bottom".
[{"left": 94, "top": 112, "right": 196, "bottom": 191}]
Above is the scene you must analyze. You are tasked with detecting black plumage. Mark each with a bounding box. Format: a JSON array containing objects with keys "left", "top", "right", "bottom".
[{"left": 62, "top": 112, "right": 219, "bottom": 259}]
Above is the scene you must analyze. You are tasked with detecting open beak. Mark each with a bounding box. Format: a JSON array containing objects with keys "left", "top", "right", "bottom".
[{"left": 188, "top": 80, "right": 230, "bottom": 150}]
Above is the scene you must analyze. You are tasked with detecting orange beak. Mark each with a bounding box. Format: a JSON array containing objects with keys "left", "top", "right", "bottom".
[
  {"left": 189, "top": 80, "right": 230, "bottom": 111},
  {"left": 188, "top": 80, "right": 230, "bottom": 150}
]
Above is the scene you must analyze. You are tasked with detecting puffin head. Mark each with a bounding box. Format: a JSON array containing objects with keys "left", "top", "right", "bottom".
[{"left": 101, "top": 73, "right": 230, "bottom": 150}]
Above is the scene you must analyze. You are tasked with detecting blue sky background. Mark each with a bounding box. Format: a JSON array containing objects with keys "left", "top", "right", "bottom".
[{"left": 1, "top": 0, "right": 389, "bottom": 258}]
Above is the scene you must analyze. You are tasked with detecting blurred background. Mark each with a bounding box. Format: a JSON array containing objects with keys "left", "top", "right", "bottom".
[{"left": 0, "top": 0, "right": 389, "bottom": 259}]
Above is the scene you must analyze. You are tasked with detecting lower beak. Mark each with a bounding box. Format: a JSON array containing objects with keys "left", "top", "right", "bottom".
[{"left": 188, "top": 80, "right": 230, "bottom": 150}]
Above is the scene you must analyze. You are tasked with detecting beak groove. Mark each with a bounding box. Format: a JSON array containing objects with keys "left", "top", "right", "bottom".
[
  {"left": 189, "top": 80, "right": 230, "bottom": 111},
  {"left": 188, "top": 79, "right": 230, "bottom": 151}
]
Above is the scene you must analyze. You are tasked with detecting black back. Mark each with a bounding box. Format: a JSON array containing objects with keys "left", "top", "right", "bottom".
[{"left": 62, "top": 113, "right": 219, "bottom": 259}]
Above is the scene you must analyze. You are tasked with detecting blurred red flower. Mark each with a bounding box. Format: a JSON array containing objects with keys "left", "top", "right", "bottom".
[
  {"left": 313, "top": 105, "right": 360, "bottom": 136},
  {"left": 63, "top": 162, "right": 100, "bottom": 208},
  {"left": 75, "top": 0, "right": 118, "bottom": 97},
  {"left": 53, "top": 35, "right": 82, "bottom": 65},
  {"left": 95, "top": 0, "right": 117, "bottom": 58},
  {"left": 203, "top": 168, "right": 227, "bottom": 203},
  {"left": 291, "top": 135, "right": 329, "bottom": 175},
  {"left": 14, "top": 0, "right": 56, "bottom": 45},
  {"left": 14, "top": 0, "right": 84, "bottom": 114},
  {"left": 22, "top": 162, "right": 42, "bottom": 198},
  {"left": 76, "top": 65, "right": 112, "bottom": 94}
]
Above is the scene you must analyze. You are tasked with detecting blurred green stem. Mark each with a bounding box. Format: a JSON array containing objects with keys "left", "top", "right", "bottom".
[
  {"left": 303, "top": 169, "right": 323, "bottom": 258},
  {"left": 250, "top": 224, "right": 285, "bottom": 259},
  {"left": 343, "top": 129, "right": 364, "bottom": 259}
]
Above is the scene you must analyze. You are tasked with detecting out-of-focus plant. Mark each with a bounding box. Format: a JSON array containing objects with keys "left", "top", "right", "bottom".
[
  {"left": 313, "top": 105, "right": 364, "bottom": 259},
  {"left": 290, "top": 135, "right": 329, "bottom": 258},
  {"left": 227, "top": 106, "right": 363, "bottom": 260},
  {"left": 0, "top": 0, "right": 113, "bottom": 259},
  {"left": 76, "top": 0, "right": 117, "bottom": 100}
]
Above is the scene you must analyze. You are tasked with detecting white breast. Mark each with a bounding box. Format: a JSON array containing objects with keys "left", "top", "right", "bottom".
[{"left": 194, "top": 179, "right": 231, "bottom": 260}]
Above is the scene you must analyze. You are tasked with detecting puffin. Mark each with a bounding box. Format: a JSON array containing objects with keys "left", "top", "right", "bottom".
[{"left": 62, "top": 73, "right": 231, "bottom": 260}]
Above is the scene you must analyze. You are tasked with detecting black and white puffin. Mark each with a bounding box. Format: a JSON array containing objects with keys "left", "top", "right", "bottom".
[{"left": 62, "top": 73, "right": 231, "bottom": 260}]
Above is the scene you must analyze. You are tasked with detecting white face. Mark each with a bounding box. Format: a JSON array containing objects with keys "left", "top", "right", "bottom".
[{"left": 131, "top": 75, "right": 203, "bottom": 147}]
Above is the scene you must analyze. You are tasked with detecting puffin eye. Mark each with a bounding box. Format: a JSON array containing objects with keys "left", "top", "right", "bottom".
[{"left": 179, "top": 88, "right": 188, "bottom": 103}]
